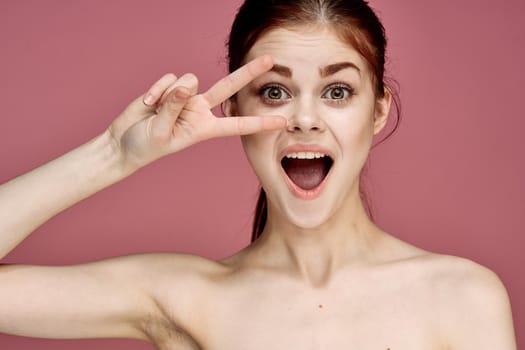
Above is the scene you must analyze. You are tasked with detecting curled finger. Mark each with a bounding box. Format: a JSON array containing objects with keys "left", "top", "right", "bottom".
[
  {"left": 151, "top": 86, "right": 192, "bottom": 141},
  {"left": 158, "top": 73, "right": 199, "bottom": 107},
  {"left": 143, "top": 73, "right": 178, "bottom": 106}
]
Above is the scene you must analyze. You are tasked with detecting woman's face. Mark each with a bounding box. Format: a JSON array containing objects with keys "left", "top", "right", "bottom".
[{"left": 227, "top": 26, "right": 390, "bottom": 229}]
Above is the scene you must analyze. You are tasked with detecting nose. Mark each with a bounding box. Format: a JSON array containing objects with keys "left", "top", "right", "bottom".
[{"left": 287, "top": 97, "right": 325, "bottom": 134}]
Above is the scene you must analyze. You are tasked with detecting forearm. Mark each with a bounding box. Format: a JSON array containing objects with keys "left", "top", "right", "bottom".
[{"left": 0, "top": 130, "right": 130, "bottom": 258}]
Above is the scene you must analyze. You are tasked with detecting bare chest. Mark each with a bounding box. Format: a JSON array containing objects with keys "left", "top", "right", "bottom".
[
  {"left": 151, "top": 289, "right": 446, "bottom": 350},
  {"left": 149, "top": 257, "right": 453, "bottom": 350}
]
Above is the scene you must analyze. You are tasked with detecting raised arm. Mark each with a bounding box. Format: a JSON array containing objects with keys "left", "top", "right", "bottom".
[
  {"left": 0, "top": 254, "right": 159, "bottom": 340},
  {"left": 0, "top": 55, "right": 285, "bottom": 259},
  {"left": 0, "top": 55, "right": 285, "bottom": 340}
]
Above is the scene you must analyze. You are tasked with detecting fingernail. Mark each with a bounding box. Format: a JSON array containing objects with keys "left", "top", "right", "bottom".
[{"left": 143, "top": 94, "right": 154, "bottom": 105}]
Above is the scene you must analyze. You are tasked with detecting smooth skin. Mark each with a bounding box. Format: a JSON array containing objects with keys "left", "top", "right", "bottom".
[{"left": 0, "top": 26, "right": 517, "bottom": 349}]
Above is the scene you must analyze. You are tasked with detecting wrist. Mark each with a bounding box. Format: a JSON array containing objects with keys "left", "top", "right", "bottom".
[{"left": 83, "top": 130, "right": 134, "bottom": 187}]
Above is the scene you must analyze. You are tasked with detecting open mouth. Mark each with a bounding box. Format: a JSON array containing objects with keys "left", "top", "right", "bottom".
[{"left": 281, "top": 152, "right": 334, "bottom": 191}]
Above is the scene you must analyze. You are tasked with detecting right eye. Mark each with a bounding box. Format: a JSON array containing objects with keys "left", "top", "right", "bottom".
[{"left": 259, "top": 84, "right": 291, "bottom": 104}]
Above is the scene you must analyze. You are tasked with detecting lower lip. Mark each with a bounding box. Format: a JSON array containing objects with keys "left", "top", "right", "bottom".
[{"left": 280, "top": 165, "right": 331, "bottom": 200}]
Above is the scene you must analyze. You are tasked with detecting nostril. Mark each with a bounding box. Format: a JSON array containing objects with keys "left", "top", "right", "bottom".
[
  {"left": 288, "top": 115, "right": 324, "bottom": 133},
  {"left": 290, "top": 125, "right": 321, "bottom": 132}
]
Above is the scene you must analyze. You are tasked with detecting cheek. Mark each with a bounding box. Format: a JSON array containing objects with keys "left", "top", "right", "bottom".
[
  {"left": 240, "top": 134, "right": 256, "bottom": 161},
  {"left": 349, "top": 118, "right": 374, "bottom": 148},
  {"left": 235, "top": 89, "right": 256, "bottom": 115},
  {"left": 236, "top": 88, "right": 292, "bottom": 118},
  {"left": 328, "top": 105, "right": 375, "bottom": 151},
  {"left": 240, "top": 133, "right": 271, "bottom": 173},
  {"left": 237, "top": 91, "right": 280, "bottom": 174}
]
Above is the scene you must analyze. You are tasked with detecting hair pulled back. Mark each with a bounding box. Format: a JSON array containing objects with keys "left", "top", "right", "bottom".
[{"left": 226, "top": 0, "right": 400, "bottom": 242}]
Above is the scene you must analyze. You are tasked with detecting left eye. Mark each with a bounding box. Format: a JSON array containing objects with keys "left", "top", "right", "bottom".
[{"left": 322, "top": 85, "right": 353, "bottom": 100}]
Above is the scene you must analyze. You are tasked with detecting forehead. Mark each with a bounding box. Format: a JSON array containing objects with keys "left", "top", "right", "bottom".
[{"left": 244, "top": 26, "right": 370, "bottom": 77}]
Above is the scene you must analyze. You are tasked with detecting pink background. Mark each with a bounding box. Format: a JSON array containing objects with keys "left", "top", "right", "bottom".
[{"left": 1, "top": 0, "right": 523, "bottom": 348}]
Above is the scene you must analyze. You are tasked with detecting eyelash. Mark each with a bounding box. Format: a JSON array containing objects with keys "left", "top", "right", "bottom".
[
  {"left": 258, "top": 84, "right": 291, "bottom": 105},
  {"left": 257, "top": 83, "right": 355, "bottom": 105},
  {"left": 322, "top": 83, "right": 355, "bottom": 104}
]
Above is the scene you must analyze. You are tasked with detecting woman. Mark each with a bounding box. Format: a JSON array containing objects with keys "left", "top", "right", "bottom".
[{"left": 0, "top": 0, "right": 517, "bottom": 349}]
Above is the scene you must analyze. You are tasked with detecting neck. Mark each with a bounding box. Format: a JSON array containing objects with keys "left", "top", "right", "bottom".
[{"left": 254, "top": 190, "right": 384, "bottom": 287}]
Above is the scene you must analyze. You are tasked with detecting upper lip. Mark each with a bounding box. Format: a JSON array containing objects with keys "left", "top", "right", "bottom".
[{"left": 278, "top": 144, "right": 334, "bottom": 160}]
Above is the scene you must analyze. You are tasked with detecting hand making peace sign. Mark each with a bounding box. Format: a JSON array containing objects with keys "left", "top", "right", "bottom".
[{"left": 107, "top": 55, "right": 286, "bottom": 172}]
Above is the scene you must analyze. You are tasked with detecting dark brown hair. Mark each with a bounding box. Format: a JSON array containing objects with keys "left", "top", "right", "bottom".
[{"left": 226, "top": 0, "right": 401, "bottom": 242}]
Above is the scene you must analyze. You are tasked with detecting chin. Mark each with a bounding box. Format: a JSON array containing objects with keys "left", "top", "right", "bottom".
[
  {"left": 289, "top": 215, "right": 332, "bottom": 230},
  {"left": 268, "top": 195, "right": 342, "bottom": 231}
]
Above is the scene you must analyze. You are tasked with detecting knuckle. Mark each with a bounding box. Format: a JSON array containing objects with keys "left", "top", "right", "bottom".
[
  {"left": 167, "top": 93, "right": 183, "bottom": 109},
  {"left": 168, "top": 91, "right": 179, "bottom": 103}
]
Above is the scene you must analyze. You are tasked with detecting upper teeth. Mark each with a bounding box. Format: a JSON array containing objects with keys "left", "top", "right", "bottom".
[{"left": 285, "top": 152, "right": 326, "bottom": 159}]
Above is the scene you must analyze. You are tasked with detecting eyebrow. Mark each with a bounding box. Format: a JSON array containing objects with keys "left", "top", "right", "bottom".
[
  {"left": 269, "top": 61, "right": 361, "bottom": 78},
  {"left": 320, "top": 61, "right": 361, "bottom": 77},
  {"left": 269, "top": 64, "right": 292, "bottom": 78}
]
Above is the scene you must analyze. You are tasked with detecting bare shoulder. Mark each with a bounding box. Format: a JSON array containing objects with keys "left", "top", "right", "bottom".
[
  {"left": 412, "top": 252, "right": 504, "bottom": 287},
  {"left": 124, "top": 251, "right": 224, "bottom": 275},
  {"left": 119, "top": 251, "right": 227, "bottom": 297},
  {"left": 417, "top": 253, "right": 511, "bottom": 307},
  {"left": 378, "top": 235, "right": 511, "bottom": 301},
  {"left": 411, "top": 253, "right": 516, "bottom": 349},
  {"left": 90, "top": 251, "right": 224, "bottom": 287},
  {"left": 370, "top": 226, "right": 515, "bottom": 348},
  {"left": 114, "top": 252, "right": 226, "bottom": 345}
]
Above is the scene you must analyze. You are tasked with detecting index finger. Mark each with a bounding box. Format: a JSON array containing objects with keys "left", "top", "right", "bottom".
[{"left": 202, "top": 55, "right": 273, "bottom": 108}]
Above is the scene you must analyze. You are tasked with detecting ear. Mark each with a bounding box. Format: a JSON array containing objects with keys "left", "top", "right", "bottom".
[
  {"left": 373, "top": 87, "right": 392, "bottom": 135},
  {"left": 223, "top": 96, "right": 237, "bottom": 117}
]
